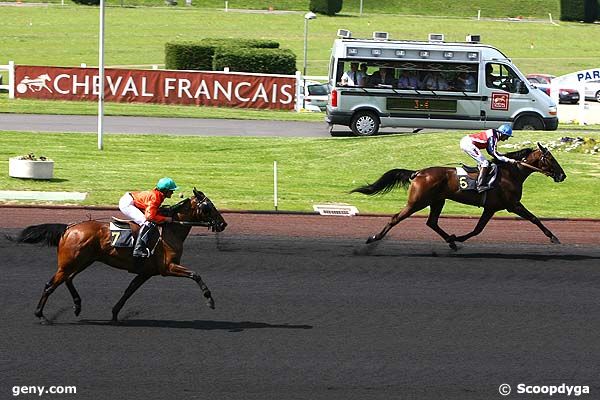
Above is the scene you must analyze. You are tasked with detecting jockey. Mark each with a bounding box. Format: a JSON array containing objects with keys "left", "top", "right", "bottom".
[
  {"left": 118, "top": 177, "right": 178, "bottom": 264},
  {"left": 459, "top": 124, "right": 517, "bottom": 192}
]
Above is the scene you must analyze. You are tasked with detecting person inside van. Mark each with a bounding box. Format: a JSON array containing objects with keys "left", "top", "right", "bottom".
[
  {"left": 459, "top": 124, "right": 518, "bottom": 192},
  {"left": 368, "top": 67, "right": 396, "bottom": 87},
  {"left": 398, "top": 70, "right": 419, "bottom": 89},
  {"left": 455, "top": 72, "right": 476, "bottom": 92},
  {"left": 485, "top": 64, "right": 500, "bottom": 89},
  {"left": 358, "top": 63, "right": 369, "bottom": 86},
  {"left": 341, "top": 62, "right": 361, "bottom": 86},
  {"left": 423, "top": 71, "right": 449, "bottom": 91}
]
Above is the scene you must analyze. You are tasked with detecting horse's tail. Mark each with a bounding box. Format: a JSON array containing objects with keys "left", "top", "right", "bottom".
[
  {"left": 8, "top": 223, "right": 68, "bottom": 247},
  {"left": 350, "top": 168, "right": 416, "bottom": 196}
]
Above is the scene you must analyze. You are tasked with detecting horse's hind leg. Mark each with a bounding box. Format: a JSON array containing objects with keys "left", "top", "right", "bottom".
[
  {"left": 367, "top": 203, "right": 426, "bottom": 244},
  {"left": 65, "top": 275, "right": 82, "bottom": 317},
  {"left": 35, "top": 270, "right": 68, "bottom": 323},
  {"left": 112, "top": 274, "right": 151, "bottom": 322}
]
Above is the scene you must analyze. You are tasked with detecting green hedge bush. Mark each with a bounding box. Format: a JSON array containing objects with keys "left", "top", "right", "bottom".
[
  {"left": 560, "top": 0, "right": 586, "bottom": 20},
  {"left": 165, "top": 38, "right": 282, "bottom": 71},
  {"left": 309, "top": 0, "right": 343, "bottom": 16},
  {"left": 213, "top": 47, "right": 297, "bottom": 75}
]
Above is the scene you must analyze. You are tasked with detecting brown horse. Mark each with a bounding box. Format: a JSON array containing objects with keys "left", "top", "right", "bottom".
[
  {"left": 12, "top": 188, "right": 227, "bottom": 323},
  {"left": 351, "top": 143, "right": 566, "bottom": 249}
]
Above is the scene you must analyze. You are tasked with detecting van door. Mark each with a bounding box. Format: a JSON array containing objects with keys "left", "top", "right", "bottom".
[{"left": 482, "top": 62, "right": 530, "bottom": 128}]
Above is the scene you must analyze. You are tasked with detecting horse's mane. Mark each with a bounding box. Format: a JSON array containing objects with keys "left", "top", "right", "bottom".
[
  {"left": 159, "top": 197, "right": 191, "bottom": 216},
  {"left": 499, "top": 147, "right": 534, "bottom": 161}
]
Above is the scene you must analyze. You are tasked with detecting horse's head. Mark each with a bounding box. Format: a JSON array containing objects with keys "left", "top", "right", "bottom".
[
  {"left": 189, "top": 188, "right": 228, "bottom": 232},
  {"left": 528, "top": 143, "right": 567, "bottom": 183}
]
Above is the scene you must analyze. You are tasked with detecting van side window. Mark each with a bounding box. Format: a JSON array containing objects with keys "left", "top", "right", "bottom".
[{"left": 485, "top": 63, "right": 526, "bottom": 94}]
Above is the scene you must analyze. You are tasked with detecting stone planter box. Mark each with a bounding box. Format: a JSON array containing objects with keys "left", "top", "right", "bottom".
[{"left": 9, "top": 157, "right": 54, "bottom": 180}]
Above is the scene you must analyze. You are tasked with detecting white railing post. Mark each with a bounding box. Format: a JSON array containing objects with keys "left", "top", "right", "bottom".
[
  {"left": 295, "top": 70, "right": 303, "bottom": 112},
  {"left": 8, "top": 60, "right": 15, "bottom": 99}
]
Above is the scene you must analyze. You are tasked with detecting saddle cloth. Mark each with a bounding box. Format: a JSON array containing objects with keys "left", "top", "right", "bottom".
[
  {"left": 109, "top": 221, "right": 135, "bottom": 248},
  {"left": 456, "top": 164, "right": 499, "bottom": 192},
  {"left": 109, "top": 218, "right": 161, "bottom": 253}
]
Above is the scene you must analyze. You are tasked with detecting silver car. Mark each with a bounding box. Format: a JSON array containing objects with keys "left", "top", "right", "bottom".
[{"left": 584, "top": 80, "right": 600, "bottom": 102}]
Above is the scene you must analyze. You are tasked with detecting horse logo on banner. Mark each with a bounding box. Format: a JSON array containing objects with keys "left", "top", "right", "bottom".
[{"left": 16, "top": 74, "right": 53, "bottom": 94}]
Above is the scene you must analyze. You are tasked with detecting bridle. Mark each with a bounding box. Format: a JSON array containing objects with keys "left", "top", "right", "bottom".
[
  {"left": 517, "top": 149, "right": 554, "bottom": 178},
  {"left": 171, "top": 193, "right": 221, "bottom": 230}
]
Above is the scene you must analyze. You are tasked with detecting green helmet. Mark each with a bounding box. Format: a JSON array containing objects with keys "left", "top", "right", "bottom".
[{"left": 156, "top": 177, "right": 178, "bottom": 192}]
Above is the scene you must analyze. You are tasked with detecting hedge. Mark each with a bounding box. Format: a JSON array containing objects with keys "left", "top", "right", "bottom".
[
  {"left": 213, "top": 47, "right": 297, "bottom": 75},
  {"left": 560, "top": 0, "right": 599, "bottom": 21},
  {"left": 309, "top": 0, "right": 343, "bottom": 16},
  {"left": 165, "top": 38, "right": 282, "bottom": 71}
]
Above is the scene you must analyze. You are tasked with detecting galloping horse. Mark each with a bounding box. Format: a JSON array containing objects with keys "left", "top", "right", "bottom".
[
  {"left": 351, "top": 143, "right": 566, "bottom": 249},
  {"left": 12, "top": 189, "right": 227, "bottom": 323}
]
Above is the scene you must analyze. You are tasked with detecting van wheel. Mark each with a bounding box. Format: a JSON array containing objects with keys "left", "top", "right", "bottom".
[
  {"left": 513, "top": 115, "right": 544, "bottom": 131},
  {"left": 595, "top": 91, "right": 600, "bottom": 102},
  {"left": 350, "top": 111, "right": 379, "bottom": 136}
]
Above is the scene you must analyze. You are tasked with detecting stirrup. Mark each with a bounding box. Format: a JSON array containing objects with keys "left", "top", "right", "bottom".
[{"left": 477, "top": 185, "right": 490, "bottom": 193}]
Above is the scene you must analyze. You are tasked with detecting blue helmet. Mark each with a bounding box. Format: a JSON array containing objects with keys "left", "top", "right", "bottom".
[
  {"left": 156, "top": 177, "right": 178, "bottom": 192},
  {"left": 497, "top": 124, "right": 513, "bottom": 137}
]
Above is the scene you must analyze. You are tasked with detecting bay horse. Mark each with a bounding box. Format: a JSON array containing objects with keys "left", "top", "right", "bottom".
[
  {"left": 351, "top": 143, "right": 566, "bottom": 249},
  {"left": 12, "top": 188, "right": 227, "bottom": 323}
]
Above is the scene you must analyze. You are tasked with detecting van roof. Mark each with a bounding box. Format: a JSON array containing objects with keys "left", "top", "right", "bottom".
[{"left": 333, "top": 38, "right": 510, "bottom": 63}]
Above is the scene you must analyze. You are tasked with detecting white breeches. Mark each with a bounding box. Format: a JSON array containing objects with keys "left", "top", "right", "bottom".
[
  {"left": 460, "top": 137, "right": 489, "bottom": 167},
  {"left": 118, "top": 193, "right": 145, "bottom": 225}
]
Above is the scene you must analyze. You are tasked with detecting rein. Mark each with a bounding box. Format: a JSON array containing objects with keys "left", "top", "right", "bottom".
[
  {"left": 171, "top": 221, "right": 213, "bottom": 227},
  {"left": 517, "top": 161, "right": 552, "bottom": 177}
]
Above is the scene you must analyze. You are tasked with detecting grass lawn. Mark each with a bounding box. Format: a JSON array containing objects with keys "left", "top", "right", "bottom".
[
  {"left": 1, "top": 7, "right": 598, "bottom": 78},
  {"left": 1, "top": 130, "right": 598, "bottom": 218}
]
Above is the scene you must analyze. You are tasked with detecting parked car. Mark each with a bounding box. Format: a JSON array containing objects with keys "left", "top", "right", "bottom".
[
  {"left": 584, "top": 80, "right": 600, "bottom": 102},
  {"left": 301, "top": 80, "right": 329, "bottom": 112},
  {"left": 526, "top": 73, "right": 579, "bottom": 104}
]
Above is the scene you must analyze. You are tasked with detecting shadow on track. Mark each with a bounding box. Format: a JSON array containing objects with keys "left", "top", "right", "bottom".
[{"left": 72, "top": 319, "right": 313, "bottom": 332}]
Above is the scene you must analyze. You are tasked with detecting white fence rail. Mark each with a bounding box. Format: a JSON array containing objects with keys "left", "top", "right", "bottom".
[{"left": 0, "top": 61, "right": 15, "bottom": 99}]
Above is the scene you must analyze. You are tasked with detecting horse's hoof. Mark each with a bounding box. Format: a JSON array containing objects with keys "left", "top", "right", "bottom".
[
  {"left": 448, "top": 242, "right": 458, "bottom": 251},
  {"left": 206, "top": 298, "right": 215, "bottom": 309},
  {"left": 110, "top": 317, "right": 122, "bottom": 325},
  {"left": 39, "top": 316, "right": 50, "bottom": 325},
  {"left": 74, "top": 306, "right": 81, "bottom": 317},
  {"left": 366, "top": 235, "right": 377, "bottom": 244},
  {"left": 551, "top": 236, "right": 561, "bottom": 244}
]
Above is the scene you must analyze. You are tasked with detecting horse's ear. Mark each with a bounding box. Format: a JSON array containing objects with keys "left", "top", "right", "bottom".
[
  {"left": 193, "top": 187, "right": 205, "bottom": 200},
  {"left": 537, "top": 142, "right": 548, "bottom": 154}
]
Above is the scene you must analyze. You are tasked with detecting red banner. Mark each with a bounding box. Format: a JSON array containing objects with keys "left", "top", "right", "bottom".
[{"left": 14, "top": 66, "right": 297, "bottom": 110}]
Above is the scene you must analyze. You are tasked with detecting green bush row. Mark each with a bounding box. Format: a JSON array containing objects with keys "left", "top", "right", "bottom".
[
  {"left": 165, "top": 38, "right": 295, "bottom": 75},
  {"left": 560, "top": 0, "right": 599, "bottom": 21},
  {"left": 309, "top": 0, "right": 343, "bottom": 16}
]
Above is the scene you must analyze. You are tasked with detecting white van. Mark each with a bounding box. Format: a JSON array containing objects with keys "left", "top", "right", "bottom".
[{"left": 326, "top": 31, "right": 559, "bottom": 136}]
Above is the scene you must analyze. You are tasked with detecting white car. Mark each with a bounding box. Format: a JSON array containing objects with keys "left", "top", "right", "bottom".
[
  {"left": 301, "top": 80, "right": 329, "bottom": 112},
  {"left": 584, "top": 80, "right": 600, "bottom": 102}
]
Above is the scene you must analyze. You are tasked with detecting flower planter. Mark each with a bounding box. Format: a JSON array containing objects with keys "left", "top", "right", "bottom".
[{"left": 9, "top": 157, "right": 54, "bottom": 180}]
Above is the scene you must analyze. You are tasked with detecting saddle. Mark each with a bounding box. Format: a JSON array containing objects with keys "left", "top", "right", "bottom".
[
  {"left": 109, "top": 217, "right": 160, "bottom": 252},
  {"left": 456, "top": 163, "right": 499, "bottom": 192}
]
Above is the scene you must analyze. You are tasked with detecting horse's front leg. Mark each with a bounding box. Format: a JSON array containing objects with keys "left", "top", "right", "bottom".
[
  {"left": 508, "top": 202, "right": 560, "bottom": 244},
  {"left": 450, "top": 208, "right": 496, "bottom": 247},
  {"left": 164, "top": 263, "right": 215, "bottom": 309}
]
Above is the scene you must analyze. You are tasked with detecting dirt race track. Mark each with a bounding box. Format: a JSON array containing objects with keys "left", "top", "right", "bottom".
[{"left": 1, "top": 206, "right": 599, "bottom": 400}]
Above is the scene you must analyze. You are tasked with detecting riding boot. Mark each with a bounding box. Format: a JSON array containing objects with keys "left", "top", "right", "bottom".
[
  {"left": 133, "top": 222, "right": 153, "bottom": 258},
  {"left": 477, "top": 166, "right": 490, "bottom": 193}
]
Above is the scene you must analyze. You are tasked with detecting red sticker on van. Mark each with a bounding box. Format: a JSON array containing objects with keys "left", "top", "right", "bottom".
[{"left": 491, "top": 92, "right": 509, "bottom": 110}]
